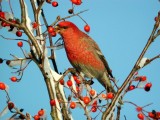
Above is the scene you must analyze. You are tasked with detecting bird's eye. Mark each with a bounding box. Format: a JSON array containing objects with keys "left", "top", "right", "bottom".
[{"left": 63, "top": 26, "right": 68, "bottom": 29}]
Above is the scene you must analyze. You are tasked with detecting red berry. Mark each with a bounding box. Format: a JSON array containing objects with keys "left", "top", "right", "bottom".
[
  {"left": 101, "top": 93, "right": 107, "bottom": 99},
  {"left": 92, "top": 100, "right": 97, "bottom": 107},
  {"left": 71, "top": 0, "right": 77, "bottom": 4},
  {"left": 11, "top": 19, "right": 17, "bottom": 24},
  {"left": 47, "top": 26, "right": 54, "bottom": 33},
  {"left": 32, "top": 22, "right": 39, "bottom": 29},
  {"left": 141, "top": 76, "right": 147, "bottom": 81},
  {"left": 73, "top": 75, "right": 81, "bottom": 84},
  {"left": 148, "top": 112, "right": 155, "bottom": 118},
  {"left": 75, "top": 79, "right": 81, "bottom": 84},
  {"left": 76, "top": 86, "right": 80, "bottom": 92},
  {"left": 0, "top": 11, "right": 5, "bottom": 19},
  {"left": 91, "top": 106, "right": 97, "bottom": 112},
  {"left": 59, "top": 79, "right": 64, "bottom": 85},
  {"left": 1, "top": 21, "right": 7, "bottom": 27},
  {"left": 38, "top": 109, "right": 45, "bottom": 116},
  {"left": 0, "top": 82, "right": 6, "bottom": 90},
  {"left": 89, "top": 89, "right": 95, "bottom": 96},
  {"left": 144, "top": 83, "right": 152, "bottom": 92},
  {"left": 84, "top": 24, "right": 90, "bottom": 32},
  {"left": 16, "top": 30, "right": 22, "bottom": 37},
  {"left": 50, "top": 99, "right": 56, "bottom": 106},
  {"left": 1, "top": 21, "right": 9, "bottom": 27},
  {"left": 136, "top": 106, "right": 142, "bottom": 112},
  {"left": 145, "top": 82, "right": 152, "bottom": 88},
  {"left": 17, "top": 41, "right": 23, "bottom": 47},
  {"left": 67, "top": 80, "right": 72, "bottom": 87},
  {"left": 156, "top": 112, "right": 160, "bottom": 118},
  {"left": 83, "top": 96, "right": 90, "bottom": 104},
  {"left": 46, "top": 0, "right": 51, "bottom": 4},
  {"left": 106, "top": 92, "right": 114, "bottom": 99},
  {"left": 137, "top": 113, "right": 144, "bottom": 120},
  {"left": 128, "top": 85, "right": 135, "bottom": 91},
  {"left": 52, "top": 1, "right": 58, "bottom": 7},
  {"left": 34, "top": 115, "right": 40, "bottom": 120},
  {"left": 76, "top": 0, "right": 82, "bottom": 5},
  {"left": 50, "top": 31, "right": 57, "bottom": 37},
  {"left": 8, "top": 102, "right": 14, "bottom": 110},
  {"left": 71, "top": 0, "right": 82, "bottom": 5},
  {"left": 73, "top": 75, "right": 78, "bottom": 80},
  {"left": 70, "top": 102, "right": 76, "bottom": 109},
  {"left": 10, "top": 76, "right": 18, "bottom": 82},
  {"left": 135, "top": 76, "right": 147, "bottom": 81}
]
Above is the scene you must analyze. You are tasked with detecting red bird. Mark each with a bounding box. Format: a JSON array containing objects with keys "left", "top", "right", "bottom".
[{"left": 55, "top": 21, "right": 115, "bottom": 93}]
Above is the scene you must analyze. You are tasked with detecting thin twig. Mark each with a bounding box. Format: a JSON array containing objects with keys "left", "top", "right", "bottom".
[
  {"left": 102, "top": 16, "right": 159, "bottom": 120},
  {"left": 0, "top": 17, "right": 21, "bottom": 28},
  {"left": 5, "top": 90, "right": 10, "bottom": 102},
  {"left": 36, "top": 0, "right": 45, "bottom": 14},
  {"left": 116, "top": 106, "right": 121, "bottom": 120},
  {"left": 0, "top": 35, "right": 29, "bottom": 42},
  {"left": 143, "top": 54, "right": 160, "bottom": 67},
  {"left": 124, "top": 115, "right": 127, "bottom": 120},
  {"left": 51, "top": 9, "right": 88, "bottom": 26},
  {"left": 8, "top": 0, "right": 14, "bottom": 15},
  {"left": 41, "top": 7, "right": 59, "bottom": 73}
]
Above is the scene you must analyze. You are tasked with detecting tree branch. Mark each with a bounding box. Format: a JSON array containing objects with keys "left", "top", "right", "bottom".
[
  {"left": 102, "top": 16, "right": 160, "bottom": 120},
  {"left": 19, "top": 0, "right": 42, "bottom": 58},
  {"left": 41, "top": 8, "right": 59, "bottom": 73}
]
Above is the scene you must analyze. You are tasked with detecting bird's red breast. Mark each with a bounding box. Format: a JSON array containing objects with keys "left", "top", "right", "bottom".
[{"left": 62, "top": 29, "right": 105, "bottom": 71}]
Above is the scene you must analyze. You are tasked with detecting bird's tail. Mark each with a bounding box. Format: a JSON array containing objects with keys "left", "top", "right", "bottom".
[
  {"left": 99, "top": 72, "right": 115, "bottom": 93},
  {"left": 99, "top": 73, "right": 123, "bottom": 104}
]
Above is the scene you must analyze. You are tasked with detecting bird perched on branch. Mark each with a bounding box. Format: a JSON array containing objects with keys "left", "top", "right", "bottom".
[{"left": 55, "top": 21, "right": 115, "bottom": 93}]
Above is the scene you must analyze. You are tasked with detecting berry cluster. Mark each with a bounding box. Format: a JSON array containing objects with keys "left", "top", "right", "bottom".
[
  {"left": 0, "top": 11, "right": 23, "bottom": 37},
  {"left": 45, "top": 0, "right": 91, "bottom": 33},
  {"left": 127, "top": 72, "right": 152, "bottom": 92},
  {"left": 33, "top": 109, "right": 46, "bottom": 120},
  {"left": 50, "top": 74, "right": 114, "bottom": 114}
]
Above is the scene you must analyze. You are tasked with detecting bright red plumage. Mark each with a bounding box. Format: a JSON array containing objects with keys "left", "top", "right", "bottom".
[{"left": 56, "top": 21, "right": 114, "bottom": 92}]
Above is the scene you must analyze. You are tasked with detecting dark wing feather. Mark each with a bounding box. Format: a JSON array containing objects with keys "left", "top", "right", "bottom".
[
  {"left": 97, "top": 51, "right": 114, "bottom": 78},
  {"left": 83, "top": 34, "right": 113, "bottom": 78}
]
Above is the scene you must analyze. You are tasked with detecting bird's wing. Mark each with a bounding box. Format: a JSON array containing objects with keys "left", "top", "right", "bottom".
[
  {"left": 83, "top": 34, "right": 114, "bottom": 78},
  {"left": 96, "top": 49, "right": 114, "bottom": 78}
]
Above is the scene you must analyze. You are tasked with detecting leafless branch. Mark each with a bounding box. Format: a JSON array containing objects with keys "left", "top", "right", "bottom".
[
  {"left": 0, "top": 34, "right": 29, "bottom": 43},
  {"left": 102, "top": 14, "right": 160, "bottom": 120},
  {"left": 0, "top": 17, "right": 21, "bottom": 28},
  {"left": 19, "top": 0, "right": 42, "bottom": 57},
  {"left": 116, "top": 106, "right": 121, "bottom": 120},
  {"left": 40, "top": 6, "right": 59, "bottom": 73},
  {"left": 51, "top": 9, "right": 89, "bottom": 26}
]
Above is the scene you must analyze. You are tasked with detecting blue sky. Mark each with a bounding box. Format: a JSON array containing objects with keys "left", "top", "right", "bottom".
[{"left": 0, "top": 0, "right": 160, "bottom": 120}]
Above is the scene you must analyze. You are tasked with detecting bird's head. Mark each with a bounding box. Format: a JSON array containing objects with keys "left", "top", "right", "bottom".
[{"left": 55, "top": 21, "right": 79, "bottom": 36}]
